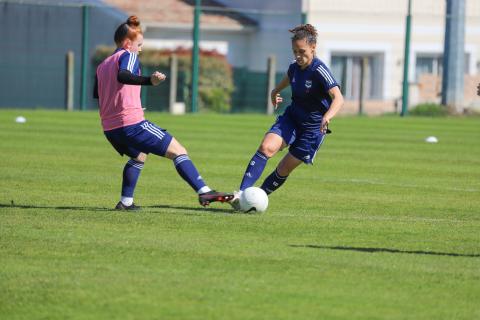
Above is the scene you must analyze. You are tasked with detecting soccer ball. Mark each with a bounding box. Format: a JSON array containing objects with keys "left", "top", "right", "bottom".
[{"left": 239, "top": 187, "right": 269, "bottom": 213}]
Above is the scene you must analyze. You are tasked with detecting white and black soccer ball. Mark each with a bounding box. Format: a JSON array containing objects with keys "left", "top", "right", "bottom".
[{"left": 239, "top": 187, "right": 269, "bottom": 213}]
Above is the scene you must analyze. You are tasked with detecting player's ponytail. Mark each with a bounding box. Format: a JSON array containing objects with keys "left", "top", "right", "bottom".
[
  {"left": 289, "top": 24, "right": 317, "bottom": 45},
  {"left": 114, "top": 15, "right": 143, "bottom": 46}
]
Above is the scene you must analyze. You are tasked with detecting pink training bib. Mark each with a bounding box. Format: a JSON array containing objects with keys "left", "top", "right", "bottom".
[{"left": 96, "top": 50, "right": 144, "bottom": 131}]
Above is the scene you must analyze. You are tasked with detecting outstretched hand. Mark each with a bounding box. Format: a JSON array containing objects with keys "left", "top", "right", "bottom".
[
  {"left": 271, "top": 92, "right": 283, "bottom": 110},
  {"left": 151, "top": 72, "right": 166, "bottom": 86}
]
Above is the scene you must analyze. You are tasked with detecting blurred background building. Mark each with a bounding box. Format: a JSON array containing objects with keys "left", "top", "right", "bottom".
[{"left": 1, "top": 0, "right": 479, "bottom": 114}]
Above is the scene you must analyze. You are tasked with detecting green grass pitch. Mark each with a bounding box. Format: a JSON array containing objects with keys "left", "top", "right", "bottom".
[{"left": 1, "top": 110, "right": 479, "bottom": 319}]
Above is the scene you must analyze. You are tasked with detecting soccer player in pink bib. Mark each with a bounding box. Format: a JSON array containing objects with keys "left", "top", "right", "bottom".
[{"left": 94, "top": 16, "right": 233, "bottom": 210}]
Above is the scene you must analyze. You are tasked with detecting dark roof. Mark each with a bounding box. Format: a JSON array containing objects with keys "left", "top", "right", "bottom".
[{"left": 103, "top": 0, "right": 257, "bottom": 29}]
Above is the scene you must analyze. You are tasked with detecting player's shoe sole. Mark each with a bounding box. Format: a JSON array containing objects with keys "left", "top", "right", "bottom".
[
  {"left": 199, "top": 191, "right": 234, "bottom": 207},
  {"left": 115, "top": 201, "right": 141, "bottom": 211},
  {"left": 228, "top": 190, "right": 242, "bottom": 211}
]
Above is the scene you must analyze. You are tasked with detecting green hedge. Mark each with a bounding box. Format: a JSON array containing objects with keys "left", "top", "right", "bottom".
[
  {"left": 93, "top": 47, "right": 234, "bottom": 113},
  {"left": 410, "top": 103, "right": 449, "bottom": 117}
]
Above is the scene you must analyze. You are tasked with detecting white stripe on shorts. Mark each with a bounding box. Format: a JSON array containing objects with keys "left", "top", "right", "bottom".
[
  {"left": 145, "top": 122, "right": 165, "bottom": 138},
  {"left": 311, "top": 134, "right": 326, "bottom": 164},
  {"left": 141, "top": 123, "right": 164, "bottom": 140}
]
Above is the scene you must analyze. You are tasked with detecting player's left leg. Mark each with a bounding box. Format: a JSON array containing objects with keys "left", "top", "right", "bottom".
[
  {"left": 165, "top": 138, "right": 233, "bottom": 206},
  {"left": 260, "top": 153, "right": 302, "bottom": 195},
  {"left": 136, "top": 120, "right": 232, "bottom": 206},
  {"left": 261, "top": 130, "right": 326, "bottom": 195},
  {"left": 164, "top": 137, "right": 209, "bottom": 192}
]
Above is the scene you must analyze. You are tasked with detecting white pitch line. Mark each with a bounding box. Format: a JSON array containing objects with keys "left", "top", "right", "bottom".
[
  {"left": 319, "top": 177, "right": 480, "bottom": 193},
  {"left": 273, "top": 213, "right": 478, "bottom": 224}
]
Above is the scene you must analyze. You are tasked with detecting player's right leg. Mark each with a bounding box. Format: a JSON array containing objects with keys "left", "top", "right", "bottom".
[
  {"left": 231, "top": 109, "right": 295, "bottom": 211},
  {"left": 238, "top": 133, "right": 284, "bottom": 191},
  {"left": 104, "top": 127, "right": 146, "bottom": 211},
  {"left": 114, "top": 152, "right": 147, "bottom": 211},
  {"left": 238, "top": 107, "right": 295, "bottom": 192},
  {"left": 230, "top": 133, "right": 287, "bottom": 211}
]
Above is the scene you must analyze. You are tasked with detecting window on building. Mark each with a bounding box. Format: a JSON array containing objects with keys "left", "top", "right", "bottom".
[
  {"left": 415, "top": 53, "right": 470, "bottom": 81},
  {"left": 330, "top": 53, "right": 384, "bottom": 100}
]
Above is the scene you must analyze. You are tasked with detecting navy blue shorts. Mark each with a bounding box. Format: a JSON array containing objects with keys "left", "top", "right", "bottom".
[
  {"left": 268, "top": 107, "right": 326, "bottom": 164},
  {"left": 104, "top": 120, "right": 173, "bottom": 158}
]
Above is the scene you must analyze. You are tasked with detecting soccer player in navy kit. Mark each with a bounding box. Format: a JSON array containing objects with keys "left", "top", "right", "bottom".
[{"left": 230, "top": 24, "right": 344, "bottom": 209}]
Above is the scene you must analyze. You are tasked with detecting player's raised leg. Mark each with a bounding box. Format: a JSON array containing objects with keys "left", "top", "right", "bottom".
[
  {"left": 229, "top": 133, "right": 285, "bottom": 211},
  {"left": 239, "top": 133, "right": 284, "bottom": 191},
  {"left": 165, "top": 138, "right": 233, "bottom": 206}
]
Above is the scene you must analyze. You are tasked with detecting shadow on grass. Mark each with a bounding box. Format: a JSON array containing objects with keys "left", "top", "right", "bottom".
[
  {"left": 144, "top": 204, "right": 232, "bottom": 214},
  {"left": 290, "top": 244, "right": 480, "bottom": 258},
  {"left": 0, "top": 202, "right": 232, "bottom": 214},
  {"left": 0, "top": 202, "right": 111, "bottom": 212}
]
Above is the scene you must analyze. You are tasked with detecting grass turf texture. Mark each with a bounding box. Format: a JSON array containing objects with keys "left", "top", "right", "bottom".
[{"left": 1, "top": 110, "right": 479, "bottom": 319}]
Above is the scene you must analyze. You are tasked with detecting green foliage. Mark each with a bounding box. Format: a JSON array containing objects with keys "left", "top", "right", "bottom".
[
  {"left": 93, "top": 47, "right": 234, "bottom": 113},
  {"left": 410, "top": 103, "right": 449, "bottom": 117},
  {"left": 2, "top": 111, "right": 480, "bottom": 319}
]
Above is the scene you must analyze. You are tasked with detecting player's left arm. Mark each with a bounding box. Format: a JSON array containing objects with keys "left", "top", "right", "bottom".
[
  {"left": 118, "top": 51, "right": 166, "bottom": 86},
  {"left": 315, "top": 64, "right": 344, "bottom": 133},
  {"left": 93, "top": 75, "right": 99, "bottom": 99},
  {"left": 321, "top": 86, "right": 344, "bottom": 134}
]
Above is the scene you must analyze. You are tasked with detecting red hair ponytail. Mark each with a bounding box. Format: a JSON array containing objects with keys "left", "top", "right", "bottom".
[{"left": 114, "top": 15, "right": 143, "bottom": 46}]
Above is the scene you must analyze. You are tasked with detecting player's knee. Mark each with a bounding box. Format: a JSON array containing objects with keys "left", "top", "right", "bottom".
[
  {"left": 166, "top": 141, "right": 188, "bottom": 159},
  {"left": 173, "top": 145, "right": 187, "bottom": 157},
  {"left": 135, "top": 153, "right": 147, "bottom": 162},
  {"left": 258, "top": 143, "right": 278, "bottom": 158}
]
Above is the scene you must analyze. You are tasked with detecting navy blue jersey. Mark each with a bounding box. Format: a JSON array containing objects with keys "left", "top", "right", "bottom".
[
  {"left": 116, "top": 48, "right": 141, "bottom": 75},
  {"left": 287, "top": 57, "right": 339, "bottom": 114}
]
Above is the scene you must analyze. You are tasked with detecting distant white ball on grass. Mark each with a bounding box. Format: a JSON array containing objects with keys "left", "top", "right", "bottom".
[
  {"left": 425, "top": 136, "right": 438, "bottom": 143},
  {"left": 15, "top": 116, "right": 26, "bottom": 124},
  {"left": 239, "top": 187, "right": 269, "bottom": 213}
]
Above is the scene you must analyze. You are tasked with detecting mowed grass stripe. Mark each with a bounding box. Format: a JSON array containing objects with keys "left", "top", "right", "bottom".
[{"left": 1, "top": 110, "right": 479, "bottom": 320}]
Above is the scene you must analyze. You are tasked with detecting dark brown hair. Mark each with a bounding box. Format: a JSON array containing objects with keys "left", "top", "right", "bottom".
[
  {"left": 289, "top": 24, "right": 317, "bottom": 45},
  {"left": 114, "top": 15, "right": 142, "bottom": 46}
]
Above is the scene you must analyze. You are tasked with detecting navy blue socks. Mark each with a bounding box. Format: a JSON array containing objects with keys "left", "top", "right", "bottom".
[
  {"left": 174, "top": 154, "right": 208, "bottom": 193},
  {"left": 261, "top": 169, "right": 288, "bottom": 195},
  {"left": 121, "top": 159, "right": 144, "bottom": 205},
  {"left": 239, "top": 151, "right": 269, "bottom": 191}
]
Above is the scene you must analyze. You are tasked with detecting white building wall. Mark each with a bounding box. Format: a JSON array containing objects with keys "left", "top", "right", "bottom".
[
  {"left": 215, "top": 0, "right": 303, "bottom": 71},
  {"left": 307, "top": 0, "right": 480, "bottom": 106}
]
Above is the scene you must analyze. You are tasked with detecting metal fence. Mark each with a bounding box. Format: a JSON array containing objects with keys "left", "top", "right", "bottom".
[
  {"left": 0, "top": 0, "right": 296, "bottom": 113},
  {"left": 1, "top": 0, "right": 479, "bottom": 113}
]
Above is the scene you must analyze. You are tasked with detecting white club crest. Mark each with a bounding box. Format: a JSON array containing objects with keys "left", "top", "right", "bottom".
[{"left": 305, "top": 80, "right": 312, "bottom": 88}]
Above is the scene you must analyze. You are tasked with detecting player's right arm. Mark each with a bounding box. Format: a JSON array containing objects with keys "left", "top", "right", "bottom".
[{"left": 270, "top": 75, "right": 290, "bottom": 109}]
